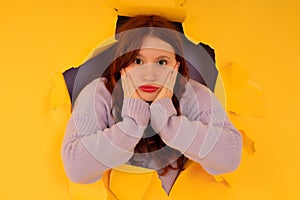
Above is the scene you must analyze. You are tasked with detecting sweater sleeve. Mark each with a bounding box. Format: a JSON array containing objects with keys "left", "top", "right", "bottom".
[
  {"left": 149, "top": 81, "right": 242, "bottom": 175},
  {"left": 61, "top": 79, "right": 149, "bottom": 183}
]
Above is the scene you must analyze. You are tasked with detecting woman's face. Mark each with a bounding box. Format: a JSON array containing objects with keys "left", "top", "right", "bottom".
[{"left": 124, "top": 36, "right": 180, "bottom": 101}]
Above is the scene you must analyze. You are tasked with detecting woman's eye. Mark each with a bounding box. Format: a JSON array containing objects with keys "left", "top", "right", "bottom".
[
  {"left": 157, "top": 60, "right": 167, "bottom": 65},
  {"left": 134, "top": 58, "right": 143, "bottom": 65}
]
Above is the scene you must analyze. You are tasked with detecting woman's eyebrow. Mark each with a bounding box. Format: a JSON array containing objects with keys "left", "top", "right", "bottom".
[
  {"left": 136, "top": 54, "right": 145, "bottom": 58},
  {"left": 156, "top": 55, "right": 171, "bottom": 60}
]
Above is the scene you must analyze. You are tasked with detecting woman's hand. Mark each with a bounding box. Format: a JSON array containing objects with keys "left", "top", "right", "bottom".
[
  {"left": 121, "top": 68, "right": 141, "bottom": 99},
  {"left": 154, "top": 67, "right": 178, "bottom": 101}
]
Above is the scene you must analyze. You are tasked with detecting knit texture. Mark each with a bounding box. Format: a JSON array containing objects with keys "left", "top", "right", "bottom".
[{"left": 62, "top": 78, "right": 242, "bottom": 192}]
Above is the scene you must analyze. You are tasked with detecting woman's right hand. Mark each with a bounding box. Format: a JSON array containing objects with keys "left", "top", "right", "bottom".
[{"left": 121, "top": 68, "right": 141, "bottom": 99}]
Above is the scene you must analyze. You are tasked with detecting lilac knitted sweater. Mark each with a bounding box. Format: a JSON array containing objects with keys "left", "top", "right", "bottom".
[{"left": 61, "top": 78, "right": 242, "bottom": 194}]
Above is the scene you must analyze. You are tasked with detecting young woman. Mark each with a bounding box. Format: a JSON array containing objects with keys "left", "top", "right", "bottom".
[{"left": 62, "top": 15, "right": 242, "bottom": 195}]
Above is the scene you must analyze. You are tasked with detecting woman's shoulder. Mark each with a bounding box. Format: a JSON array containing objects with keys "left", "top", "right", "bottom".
[
  {"left": 74, "top": 77, "right": 111, "bottom": 106},
  {"left": 81, "top": 77, "right": 106, "bottom": 90},
  {"left": 183, "top": 79, "right": 212, "bottom": 99},
  {"left": 179, "top": 79, "right": 215, "bottom": 113},
  {"left": 79, "top": 77, "right": 109, "bottom": 95},
  {"left": 188, "top": 79, "right": 210, "bottom": 90}
]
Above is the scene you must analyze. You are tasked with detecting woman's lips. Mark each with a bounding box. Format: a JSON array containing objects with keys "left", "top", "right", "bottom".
[{"left": 139, "top": 85, "right": 159, "bottom": 93}]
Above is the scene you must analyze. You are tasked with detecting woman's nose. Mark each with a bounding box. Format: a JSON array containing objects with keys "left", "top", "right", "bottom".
[{"left": 141, "top": 64, "right": 157, "bottom": 82}]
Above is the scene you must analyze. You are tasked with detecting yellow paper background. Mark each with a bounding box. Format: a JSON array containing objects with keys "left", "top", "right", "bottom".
[{"left": 1, "top": 0, "right": 300, "bottom": 199}]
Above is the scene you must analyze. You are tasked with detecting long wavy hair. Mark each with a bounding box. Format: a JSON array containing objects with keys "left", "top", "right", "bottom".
[{"left": 102, "top": 15, "right": 189, "bottom": 175}]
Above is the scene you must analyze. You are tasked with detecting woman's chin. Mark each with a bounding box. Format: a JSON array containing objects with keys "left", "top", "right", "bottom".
[{"left": 138, "top": 91, "right": 158, "bottom": 102}]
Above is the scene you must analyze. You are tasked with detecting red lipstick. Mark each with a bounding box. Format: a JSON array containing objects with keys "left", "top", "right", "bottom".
[{"left": 139, "top": 85, "right": 159, "bottom": 93}]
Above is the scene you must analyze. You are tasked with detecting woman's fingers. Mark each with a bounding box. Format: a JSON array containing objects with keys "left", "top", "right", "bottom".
[
  {"left": 121, "top": 69, "right": 133, "bottom": 98},
  {"left": 154, "top": 67, "right": 178, "bottom": 101},
  {"left": 163, "top": 67, "right": 178, "bottom": 92},
  {"left": 126, "top": 73, "right": 138, "bottom": 97},
  {"left": 168, "top": 68, "right": 178, "bottom": 91},
  {"left": 121, "top": 69, "right": 129, "bottom": 98},
  {"left": 121, "top": 69, "right": 140, "bottom": 99}
]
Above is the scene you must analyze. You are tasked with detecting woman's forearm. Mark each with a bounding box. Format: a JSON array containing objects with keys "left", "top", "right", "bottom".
[
  {"left": 150, "top": 97, "right": 242, "bottom": 175},
  {"left": 61, "top": 79, "right": 150, "bottom": 183}
]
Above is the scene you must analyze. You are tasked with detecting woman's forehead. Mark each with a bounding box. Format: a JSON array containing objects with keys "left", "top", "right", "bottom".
[
  {"left": 140, "top": 36, "right": 175, "bottom": 54},
  {"left": 137, "top": 48, "right": 176, "bottom": 60}
]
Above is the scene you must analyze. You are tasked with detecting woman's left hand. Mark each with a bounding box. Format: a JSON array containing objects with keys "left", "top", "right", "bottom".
[{"left": 154, "top": 67, "right": 178, "bottom": 101}]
